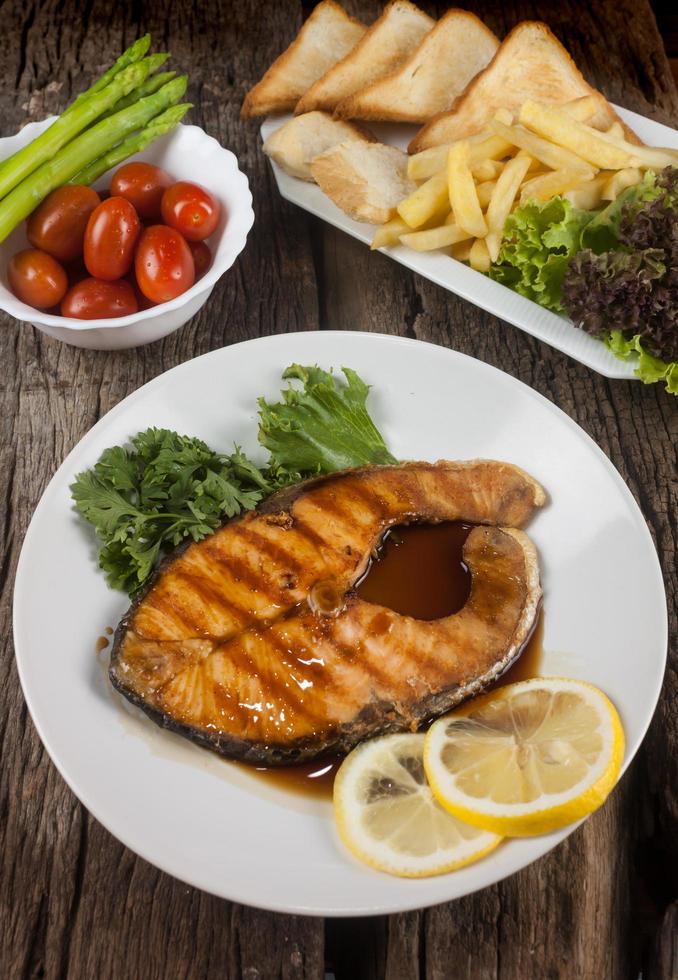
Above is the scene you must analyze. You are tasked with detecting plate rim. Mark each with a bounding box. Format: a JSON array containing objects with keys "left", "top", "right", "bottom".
[{"left": 12, "top": 331, "right": 669, "bottom": 915}]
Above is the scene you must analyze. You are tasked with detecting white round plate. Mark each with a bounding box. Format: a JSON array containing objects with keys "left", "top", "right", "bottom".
[{"left": 13, "top": 332, "right": 667, "bottom": 916}]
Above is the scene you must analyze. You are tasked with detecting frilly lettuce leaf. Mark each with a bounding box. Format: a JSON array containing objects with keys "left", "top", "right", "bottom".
[
  {"left": 490, "top": 197, "right": 593, "bottom": 312},
  {"left": 581, "top": 170, "right": 660, "bottom": 253},
  {"left": 258, "top": 364, "right": 397, "bottom": 475}
]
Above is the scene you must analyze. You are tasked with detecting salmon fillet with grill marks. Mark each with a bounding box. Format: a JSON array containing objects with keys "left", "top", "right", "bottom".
[{"left": 110, "top": 460, "right": 545, "bottom": 764}]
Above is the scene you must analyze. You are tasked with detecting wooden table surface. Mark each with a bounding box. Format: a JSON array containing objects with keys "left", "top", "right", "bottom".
[{"left": 1, "top": 1, "right": 676, "bottom": 977}]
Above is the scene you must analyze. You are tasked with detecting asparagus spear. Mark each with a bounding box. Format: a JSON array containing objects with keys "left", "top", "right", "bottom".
[
  {"left": 71, "top": 103, "right": 192, "bottom": 186},
  {"left": 102, "top": 64, "right": 175, "bottom": 121},
  {"left": 0, "top": 76, "right": 188, "bottom": 243},
  {"left": 69, "top": 34, "right": 152, "bottom": 110},
  {"left": 0, "top": 60, "right": 152, "bottom": 201}
]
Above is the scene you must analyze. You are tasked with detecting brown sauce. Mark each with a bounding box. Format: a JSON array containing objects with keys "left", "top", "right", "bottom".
[
  {"left": 250, "top": 522, "right": 543, "bottom": 801},
  {"left": 494, "top": 610, "right": 544, "bottom": 688},
  {"left": 356, "top": 521, "right": 473, "bottom": 619},
  {"left": 250, "top": 757, "right": 341, "bottom": 800},
  {"left": 95, "top": 635, "right": 110, "bottom": 654}
]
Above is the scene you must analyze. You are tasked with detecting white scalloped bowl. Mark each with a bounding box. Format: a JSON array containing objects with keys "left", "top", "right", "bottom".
[{"left": 0, "top": 118, "right": 254, "bottom": 349}]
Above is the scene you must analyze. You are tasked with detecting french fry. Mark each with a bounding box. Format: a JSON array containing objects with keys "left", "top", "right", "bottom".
[
  {"left": 605, "top": 121, "right": 624, "bottom": 139},
  {"left": 601, "top": 166, "right": 643, "bottom": 201},
  {"left": 399, "top": 223, "right": 472, "bottom": 251},
  {"left": 475, "top": 179, "right": 497, "bottom": 208},
  {"left": 563, "top": 172, "right": 611, "bottom": 209},
  {"left": 397, "top": 169, "right": 449, "bottom": 228},
  {"left": 450, "top": 239, "right": 473, "bottom": 262},
  {"left": 519, "top": 168, "right": 589, "bottom": 203},
  {"left": 407, "top": 144, "right": 449, "bottom": 181},
  {"left": 447, "top": 141, "right": 488, "bottom": 238},
  {"left": 489, "top": 119, "right": 595, "bottom": 176},
  {"left": 469, "top": 237, "right": 491, "bottom": 272},
  {"left": 472, "top": 158, "right": 503, "bottom": 181},
  {"left": 560, "top": 96, "right": 598, "bottom": 122},
  {"left": 519, "top": 101, "right": 634, "bottom": 169},
  {"left": 485, "top": 152, "right": 533, "bottom": 262},
  {"left": 371, "top": 217, "right": 410, "bottom": 250},
  {"left": 590, "top": 127, "right": 678, "bottom": 169},
  {"left": 407, "top": 133, "right": 513, "bottom": 181},
  {"left": 468, "top": 134, "right": 513, "bottom": 167},
  {"left": 525, "top": 157, "right": 544, "bottom": 172}
]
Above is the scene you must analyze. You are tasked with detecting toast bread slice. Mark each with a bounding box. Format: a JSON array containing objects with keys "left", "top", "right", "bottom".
[
  {"left": 296, "top": 1, "right": 434, "bottom": 115},
  {"left": 336, "top": 9, "right": 499, "bottom": 124},
  {"left": 409, "top": 21, "right": 639, "bottom": 152},
  {"left": 241, "top": 1, "right": 366, "bottom": 118},
  {"left": 310, "top": 141, "right": 416, "bottom": 223},
  {"left": 263, "top": 111, "right": 376, "bottom": 181}
]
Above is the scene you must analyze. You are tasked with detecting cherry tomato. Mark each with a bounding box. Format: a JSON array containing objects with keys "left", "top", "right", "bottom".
[
  {"left": 26, "top": 185, "right": 101, "bottom": 263},
  {"left": 9, "top": 249, "right": 68, "bottom": 308},
  {"left": 61, "top": 277, "right": 138, "bottom": 319},
  {"left": 110, "top": 162, "right": 173, "bottom": 221},
  {"left": 135, "top": 225, "right": 195, "bottom": 303},
  {"left": 187, "top": 240, "right": 212, "bottom": 280},
  {"left": 161, "top": 181, "right": 221, "bottom": 241},
  {"left": 84, "top": 197, "right": 141, "bottom": 280}
]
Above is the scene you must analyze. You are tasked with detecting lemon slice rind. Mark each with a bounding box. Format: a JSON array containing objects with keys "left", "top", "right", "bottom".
[
  {"left": 334, "top": 733, "right": 502, "bottom": 878},
  {"left": 424, "top": 678, "right": 625, "bottom": 837}
]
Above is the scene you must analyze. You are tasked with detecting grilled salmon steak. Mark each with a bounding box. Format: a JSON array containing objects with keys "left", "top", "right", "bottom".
[{"left": 111, "top": 460, "right": 545, "bottom": 764}]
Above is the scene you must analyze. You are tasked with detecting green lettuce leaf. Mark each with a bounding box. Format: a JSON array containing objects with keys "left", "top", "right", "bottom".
[
  {"left": 490, "top": 197, "right": 594, "bottom": 312},
  {"left": 605, "top": 331, "right": 678, "bottom": 394},
  {"left": 258, "top": 365, "right": 397, "bottom": 475},
  {"left": 581, "top": 170, "right": 660, "bottom": 253}
]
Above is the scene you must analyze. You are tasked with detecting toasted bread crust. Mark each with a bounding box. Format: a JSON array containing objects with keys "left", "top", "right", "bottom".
[
  {"left": 311, "top": 140, "right": 415, "bottom": 223},
  {"left": 241, "top": 0, "right": 366, "bottom": 119},
  {"left": 295, "top": 0, "right": 434, "bottom": 115},
  {"left": 336, "top": 9, "right": 499, "bottom": 124},
  {"left": 263, "top": 111, "right": 376, "bottom": 181},
  {"left": 408, "top": 20, "right": 640, "bottom": 152}
]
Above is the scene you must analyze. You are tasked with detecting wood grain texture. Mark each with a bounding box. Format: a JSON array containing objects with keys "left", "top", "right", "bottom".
[{"left": 0, "top": 2, "right": 675, "bottom": 978}]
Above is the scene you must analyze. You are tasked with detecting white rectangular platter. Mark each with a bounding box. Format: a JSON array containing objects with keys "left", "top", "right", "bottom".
[{"left": 261, "top": 106, "right": 678, "bottom": 380}]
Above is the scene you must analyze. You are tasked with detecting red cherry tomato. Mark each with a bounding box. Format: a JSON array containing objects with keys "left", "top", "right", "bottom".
[
  {"left": 84, "top": 197, "right": 141, "bottom": 280},
  {"left": 9, "top": 249, "right": 68, "bottom": 308},
  {"left": 160, "top": 181, "right": 221, "bottom": 241},
  {"left": 187, "top": 240, "right": 212, "bottom": 280},
  {"left": 110, "top": 162, "right": 173, "bottom": 221},
  {"left": 135, "top": 225, "right": 195, "bottom": 303},
  {"left": 26, "top": 185, "right": 101, "bottom": 263},
  {"left": 61, "top": 277, "right": 138, "bottom": 319}
]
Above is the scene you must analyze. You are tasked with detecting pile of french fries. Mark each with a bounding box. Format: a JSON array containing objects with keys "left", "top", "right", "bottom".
[{"left": 372, "top": 95, "right": 678, "bottom": 271}]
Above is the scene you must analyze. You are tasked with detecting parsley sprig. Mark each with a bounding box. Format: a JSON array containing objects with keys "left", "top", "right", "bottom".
[{"left": 71, "top": 365, "right": 395, "bottom": 596}]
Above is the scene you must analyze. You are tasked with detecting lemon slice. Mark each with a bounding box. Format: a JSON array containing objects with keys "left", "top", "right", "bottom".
[
  {"left": 424, "top": 678, "right": 625, "bottom": 837},
  {"left": 333, "top": 733, "right": 501, "bottom": 877}
]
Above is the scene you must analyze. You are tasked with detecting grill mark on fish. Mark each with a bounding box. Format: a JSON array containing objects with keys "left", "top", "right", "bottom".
[
  {"left": 340, "top": 479, "right": 389, "bottom": 520},
  {"left": 289, "top": 515, "right": 329, "bottom": 551},
  {"left": 204, "top": 547, "right": 280, "bottom": 604},
  {"left": 234, "top": 525, "right": 306, "bottom": 582},
  {"left": 142, "top": 587, "right": 218, "bottom": 639},
  {"left": 229, "top": 626, "right": 332, "bottom": 733},
  {"left": 327, "top": 628, "right": 400, "bottom": 698},
  {"left": 172, "top": 568, "right": 255, "bottom": 632}
]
